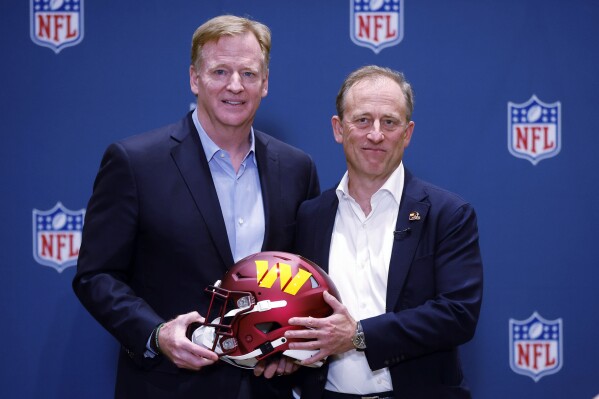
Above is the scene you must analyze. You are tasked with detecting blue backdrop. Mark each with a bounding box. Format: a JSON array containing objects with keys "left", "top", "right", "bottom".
[{"left": 2, "top": 1, "right": 598, "bottom": 397}]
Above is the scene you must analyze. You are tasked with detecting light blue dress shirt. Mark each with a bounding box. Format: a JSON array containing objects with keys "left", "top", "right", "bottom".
[
  {"left": 144, "top": 111, "right": 265, "bottom": 357},
  {"left": 192, "top": 109, "right": 265, "bottom": 262}
]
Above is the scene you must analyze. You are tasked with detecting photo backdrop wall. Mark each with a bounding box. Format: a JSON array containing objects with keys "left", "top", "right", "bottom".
[{"left": 2, "top": 1, "right": 598, "bottom": 397}]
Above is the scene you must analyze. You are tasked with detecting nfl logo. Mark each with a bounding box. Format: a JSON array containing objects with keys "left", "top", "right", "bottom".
[
  {"left": 32, "top": 202, "right": 85, "bottom": 273},
  {"left": 508, "top": 95, "right": 561, "bottom": 165},
  {"left": 350, "top": 0, "right": 404, "bottom": 54},
  {"left": 509, "top": 312, "right": 563, "bottom": 382},
  {"left": 30, "top": 0, "right": 84, "bottom": 54}
]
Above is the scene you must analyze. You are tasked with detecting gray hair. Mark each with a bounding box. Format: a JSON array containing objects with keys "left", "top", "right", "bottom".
[{"left": 336, "top": 65, "right": 414, "bottom": 122}]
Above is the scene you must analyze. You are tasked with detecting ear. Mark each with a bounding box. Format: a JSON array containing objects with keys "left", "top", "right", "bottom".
[
  {"left": 332, "top": 115, "right": 344, "bottom": 144},
  {"left": 402, "top": 121, "right": 415, "bottom": 148},
  {"left": 261, "top": 69, "right": 269, "bottom": 98},
  {"left": 189, "top": 65, "right": 199, "bottom": 96}
]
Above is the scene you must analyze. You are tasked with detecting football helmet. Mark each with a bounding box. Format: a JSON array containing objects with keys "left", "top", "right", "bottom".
[{"left": 188, "top": 251, "right": 340, "bottom": 369}]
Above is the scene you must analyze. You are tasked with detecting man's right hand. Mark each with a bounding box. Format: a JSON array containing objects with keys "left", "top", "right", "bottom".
[{"left": 158, "top": 311, "right": 219, "bottom": 370}]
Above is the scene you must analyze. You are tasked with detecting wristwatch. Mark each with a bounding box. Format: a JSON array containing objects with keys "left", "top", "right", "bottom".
[{"left": 352, "top": 321, "right": 367, "bottom": 351}]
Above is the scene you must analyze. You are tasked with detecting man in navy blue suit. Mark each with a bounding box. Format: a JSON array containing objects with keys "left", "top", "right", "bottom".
[
  {"left": 73, "top": 15, "right": 319, "bottom": 399},
  {"left": 284, "top": 66, "right": 483, "bottom": 399}
]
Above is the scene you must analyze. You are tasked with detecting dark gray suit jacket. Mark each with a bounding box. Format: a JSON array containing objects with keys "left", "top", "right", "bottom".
[{"left": 73, "top": 113, "right": 320, "bottom": 399}]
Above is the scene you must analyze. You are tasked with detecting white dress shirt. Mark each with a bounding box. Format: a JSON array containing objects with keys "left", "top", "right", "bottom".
[{"left": 325, "top": 163, "right": 405, "bottom": 394}]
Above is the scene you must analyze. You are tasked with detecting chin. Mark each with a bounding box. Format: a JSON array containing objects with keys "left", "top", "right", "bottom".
[{"left": 216, "top": 110, "right": 251, "bottom": 123}]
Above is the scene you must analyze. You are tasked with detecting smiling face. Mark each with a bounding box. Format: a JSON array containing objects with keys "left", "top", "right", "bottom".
[
  {"left": 190, "top": 32, "right": 269, "bottom": 138},
  {"left": 332, "top": 76, "right": 415, "bottom": 188}
]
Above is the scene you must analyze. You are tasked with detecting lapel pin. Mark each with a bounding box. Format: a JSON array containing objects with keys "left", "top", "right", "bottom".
[{"left": 409, "top": 211, "right": 420, "bottom": 221}]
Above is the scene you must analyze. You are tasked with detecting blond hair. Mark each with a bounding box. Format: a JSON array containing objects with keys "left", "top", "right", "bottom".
[{"left": 191, "top": 15, "right": 271, "bottom": 70}]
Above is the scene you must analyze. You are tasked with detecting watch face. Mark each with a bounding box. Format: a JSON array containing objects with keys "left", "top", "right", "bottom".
[
  {"left": 353, "top": 332, "right": 366, "bottom": 349},
  {"left": 353, "top": 321, "right": 366, "bottom": 350}
]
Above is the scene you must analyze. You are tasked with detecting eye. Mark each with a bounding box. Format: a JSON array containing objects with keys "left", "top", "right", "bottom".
[
  {"left": 242, "top": 71, "right": 255, "bottom": 78},
  {"left": 382, "top": 118, "right": 402, "bottom": 130},
  {"left": 213, "top": 69, "right": 227, "bottom": 76},
  {"left": 355, "top": 117, "right": 370, "bottom": 127}
]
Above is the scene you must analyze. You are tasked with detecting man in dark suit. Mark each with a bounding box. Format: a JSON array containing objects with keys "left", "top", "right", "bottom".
[
  {"left": 73, "top": 15, "right": 319, "bottom": 399},
  {"left": 284, "top": 66, "right": 483, "bottom": 399}
]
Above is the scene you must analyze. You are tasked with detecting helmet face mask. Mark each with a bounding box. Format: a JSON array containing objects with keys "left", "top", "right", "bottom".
[{"left": 189, "top": 252, "right": 340, "bottom": 369}]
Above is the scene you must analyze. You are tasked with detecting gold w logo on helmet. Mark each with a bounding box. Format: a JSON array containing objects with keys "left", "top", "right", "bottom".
[{"left": 255, "top": 260, "right": 312, "bottom": 295}]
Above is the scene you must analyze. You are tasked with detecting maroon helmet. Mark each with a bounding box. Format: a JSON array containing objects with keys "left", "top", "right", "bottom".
[{"left": 189, "top": 251, "right": 340, "bottom": 369}]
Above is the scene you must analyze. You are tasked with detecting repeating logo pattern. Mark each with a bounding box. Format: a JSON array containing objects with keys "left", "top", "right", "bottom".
[
  {"left": 32, "top": 202, "right": 85, "bottom": 272},
  {"left": 30, "top": 0, "right": 84, "bottom": 53},
  {"left": 509, "top": 311, "right": 563, "bottom": 382},
  {"left": 350, "top": 0, "right": 403, "bottom": 53},
  {"left": 508, "top": 95, "right": 561, "bottom": 165},
  {"left": 255, "top": 260, "right": 312, "bottom": 295}
]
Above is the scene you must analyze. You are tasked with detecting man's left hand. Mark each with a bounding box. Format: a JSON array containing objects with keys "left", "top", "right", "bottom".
[
  {"left": 254, "top": 355, "right": 300, "bottom": 378},
  {"left": 284, "top": 291, "right": 357, "bottom": 366}
]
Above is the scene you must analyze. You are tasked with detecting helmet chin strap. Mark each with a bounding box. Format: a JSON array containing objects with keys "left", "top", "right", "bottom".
[
  {"left": 190, "top": 299, "right": 288, "bottom": 354},
  {"left": 243, "top": 299, "right": 288, "bottom": 314},
  {"left": 190, "top": 320, "right": 221, "bottom": 352},
  {"left": 190, "top": 298, "right": 325, "bottom": 369},
  {"left": 222, "top": 342, "right": 325, "bottom": 369},
  {"left": 222, "top": 337, "right": 288, "bottom": 369}
]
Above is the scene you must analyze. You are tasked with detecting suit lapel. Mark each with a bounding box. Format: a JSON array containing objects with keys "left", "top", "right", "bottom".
[
  {"left": 169, "top": 114, "right": 234, "bottom": 269},
  {"left": 254, "top": 131, "right": 280, "bottom": 250},
  {"left": 309, "top": 189, "right": 339, "bottom": 273},
  {"left": 386, "top": 170, "right": 430, "bottom": 311}
]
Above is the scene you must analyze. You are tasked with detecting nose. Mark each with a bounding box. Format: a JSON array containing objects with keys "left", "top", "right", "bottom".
[
  {"left": 367, "top": 120, "right": 384, "bottom": 143},
  {"left": 227, "top": 72, "right": 244, "bottom": 93}
]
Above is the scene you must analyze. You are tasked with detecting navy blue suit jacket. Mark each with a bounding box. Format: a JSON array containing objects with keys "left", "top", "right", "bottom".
[
  {"left": 294, "top": 169, "right": 483, "bottom": 399},
  {"left": 73, "top": 113, "right": 320, "bottom": 399}
]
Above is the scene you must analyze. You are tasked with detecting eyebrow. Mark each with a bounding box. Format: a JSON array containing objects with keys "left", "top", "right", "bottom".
[{"left": 350, "top": 112, "right": 401, "bottom": 119}]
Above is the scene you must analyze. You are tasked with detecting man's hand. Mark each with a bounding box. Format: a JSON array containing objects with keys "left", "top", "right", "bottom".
[
  {"left": 254, "top": 355, "right": 300, "bottom": 378},
  {"left": 158, "top": 311, "right": 219, "bottom": 370},
  {"left": 284, "top": 291, "right": 357, "bottom": 366}
]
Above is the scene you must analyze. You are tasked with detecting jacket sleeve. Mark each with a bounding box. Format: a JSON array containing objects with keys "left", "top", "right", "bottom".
[
  {"left": 72, "top": 142, "right": 162, "bottom": 366},
  {"left": 363, "top": 202, "right": 483, "bottom": 371}
]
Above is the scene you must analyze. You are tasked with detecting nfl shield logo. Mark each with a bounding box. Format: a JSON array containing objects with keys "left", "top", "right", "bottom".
[
  {"left": 509, "top": 312, "right": 563, "bottom": 382},
  {"left": 32, "top": 202, "right": 85, "bottom": 273},
  {"left": 30, "top": 0, "right": 84, "bottom": 54},
  {"left": 350, "top": 0, "right": 404, "bottom": 54},
  {"left": 508, "top": 95, "right": 561, "bottom": 165}
]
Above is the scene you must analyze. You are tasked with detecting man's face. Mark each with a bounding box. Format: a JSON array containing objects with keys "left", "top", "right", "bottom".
[
  {"left": 190, "top": 32, "right": 268, "bottom": 135},
  {"left": 332, "top": 77, "right": 414, "bottom": 184}
]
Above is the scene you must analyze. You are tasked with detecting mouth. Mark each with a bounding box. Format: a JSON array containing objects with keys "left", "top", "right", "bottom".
[
  {"left": 363, "top": 147, "right": 386, "bottom": 153},
  {"left": 222, "top": 100, "right": 245, "bottom": 106}
]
